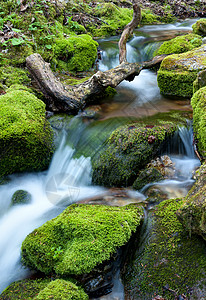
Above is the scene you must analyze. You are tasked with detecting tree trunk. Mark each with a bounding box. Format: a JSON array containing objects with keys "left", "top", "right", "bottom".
[{"left": 118, "top": 1, "right": 141, "bottom": 64}]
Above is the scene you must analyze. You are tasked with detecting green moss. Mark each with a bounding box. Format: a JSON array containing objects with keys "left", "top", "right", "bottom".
[
  {"left": 157, "top": 46, "right": 206, "bottom": 97},
  {"left": 52, "top": 35, "right": 98, "bottom": 72},
  {"left": 35, "top": 279, "right": 88, "bottom": 300},
  {"left": 123, "top": 198, "right": 206, "bottom": 299},
  {"left": 92, "top": 113, "right": 183, "bottom": 187},
  {"left": 0, "top": 66, "right": 31, "bottom": 90},
  {"left": 192, "top": 18, "right": 206, "bottom": 36},
  {"left": 133, "top": 168, "right": 164, "bottom": 190},
  {"left": 191, "top": 87, "right": 206, "bottom": 157},
  {"left": 11, "top": 190, "right": 32, "bottom": 205},
  {"left": 21, "top": 204, "right": 144, "bottom": 275},
  {"left": 0, "top": 278, "right": 50, "bottom": 300},
  {"left": 155, "top": 34, "right": 202, "bottom": 56},
  {"left": 141, "top": 9, "right": 158, "bottom": 25},
  {"left": 0, "top": 90, "right": 54, "bottom": 176}
]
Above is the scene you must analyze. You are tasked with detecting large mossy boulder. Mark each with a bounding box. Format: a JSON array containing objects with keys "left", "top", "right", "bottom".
[
  {"left": 0, "top": 89, "right": 54, "bottom": 176},
  {"left": 155, "top": 33, "right": 202, "bottom": 56},
  {"left": 157, "top": 45, "right": 206, "bottom": 98},
  {"left": 123, "top": 198, "right": 206, "bottom": 299},
  {"left": 191, "top": 87, "right": 206, "bottom": 158},
  {"left": 192, "top": 18, "right": 206, "bottom": 36},
  {"left": 21, "top": 204, "right": 144, "bottom": 275},
  {"left": 177, "top": 163, "right": 206, "bottom": 239},
  {"left": 0, "top": 278, "right": 88, "bottom": 300},
  {"left": 92, "top": 119, "right": 179, "bottom": 187}
]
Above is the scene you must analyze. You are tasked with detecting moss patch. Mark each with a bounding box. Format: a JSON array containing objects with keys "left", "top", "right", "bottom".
[
  {"left": 0, "top": 89, "right": 54, "bottom": 176},
  {"left": 155, "top": 33, "right": 202, "bottom": 56},
  {"left": 157, "top": 45, "right": 206, "bottom": 97},
  {"left": 35, "top": 279, "right": 88, "bottom": 300},
  {"left": 0, "top": 66, "right": 31, "bottom": 90},
  {"left": 192, "top": 18, "right": 206, "bottom": 36},
  {"left": 191, "top": 87, "right": 206, "bottom": 158},
  {"left": 123, "top": 198, "right": 206, "bottom": 299},
  {"left": 21, "top": 204, "right": 144, "bottom": 275}
]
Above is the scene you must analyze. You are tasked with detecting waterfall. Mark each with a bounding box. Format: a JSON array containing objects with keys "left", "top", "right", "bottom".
[{"left": 0, "top": 130, "right": 104, "bottom": 293}]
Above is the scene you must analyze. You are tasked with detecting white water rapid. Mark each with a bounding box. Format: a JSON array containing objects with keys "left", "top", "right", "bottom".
[{"left": 0, "top": 131, "right": 104, "bottom": 293}]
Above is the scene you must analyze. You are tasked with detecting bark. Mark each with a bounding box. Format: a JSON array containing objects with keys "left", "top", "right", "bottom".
[{"left": 118, "top": 0, "right": 141, "bottom": 64}]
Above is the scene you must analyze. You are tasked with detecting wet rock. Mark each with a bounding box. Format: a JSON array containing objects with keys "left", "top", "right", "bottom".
[
  {"left": 193, "top": 18, "right": 206, "bottom": 37},
  {"left": 123, "top": 198, "right": 206, "bottom": 299},
  {"left": 11, "top": 190, "right": 32, "bottom": 205},
  {"left": 177, "top": 162, "right": 206, "bottom": 239},
  {"left": 157, "top": 45, "right": 206, "bottom": 98}
]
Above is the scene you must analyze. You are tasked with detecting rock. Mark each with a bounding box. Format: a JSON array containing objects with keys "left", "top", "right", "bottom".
[
  {"left": 21, "top": 204, "right": 144, "bottom": 276},
  {"left": 191, "top": 87, "right": 206, "bottom": 158},
  {"left": 11, "top": 190, "right": 32, "bottom": 205},
  {"left": 157, "top": 45, "right": 206, "bottom": 97},
  {"left": 192, "top": 18, "right": 206, "bottom": 36},
  {"left": 92, "top": 120, "right": 178, "bottom": 187},
  {"left": 177, "top": 163, "right": 206, "bottom": 239},
  {"left": 0, "top": 89, "right": 54, "bottom": 176},
  {"left": 0, "top": 278, "right": 88, "bottom": 300},
  {"left": 193, "top": 69, "right": 206, "bottom": 93},
  {"left": 155, "top": 33, "right": 202, "bottom": 56},
  {"left": 123, "top": 198, "right": 206, "bottom": 299},
  {"left": 133, "top": 155, "right": 175, "bottom": 191}
]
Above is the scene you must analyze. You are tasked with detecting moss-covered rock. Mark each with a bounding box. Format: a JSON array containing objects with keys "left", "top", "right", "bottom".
[
  {"left": 155, "top": 33, "right": 202, "bottom": 56},
  {"left": 0, "top": 278, "right": 88, "bottom": 300},
  {"left": 133, "top": 168, "right": 164, "bottom": 191},
  {"left": 191, "top": 87, "right": 206, "bottom": 158},
  {"left": 177, "top": 163, "right": 206, "bottom": 239},
  {"left": 11, "top": 190, "right": 32, "bottom": 205},
  {"left": 192, "top": 18, "right": 206, "bottom": 36},
  {"left": 0, "top": 89, "right": 54, "bottom": 176},
  {"left": 52, "top": 35, "right": 98, "bottom": 72},
  {"left": 123, "top": 198, "right": 206, "bottom": 299},
  {"left": 0, "top": 66, "right": 31, "bottom": 90},
  {"left": 21, "top": 204, "right": 144, "bottom": 275},
  {"left": 92, "top": 117, "right": 180, "bottom": 187},
  {"left": 157, "top": 45, "right": 206, "bottom": 97},
  {"left": 193, "top": 69, "right": 206, "bottom": 93},
  {"left": 35, "top": 279, "right": 88, "bottom": 300}
]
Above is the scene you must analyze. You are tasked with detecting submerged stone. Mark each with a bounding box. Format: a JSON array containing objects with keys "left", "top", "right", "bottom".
[
  {"left": 11, "top": 190, "right": 32, "bottom": 205},
  {"left": 157, "top": 45, "right": 206, "bottom": 97},
  {"left": 123, "top": 198, "right": 206, "bottom": 299},
  {"left": 177, "top": 163, "right": 206, "bottom": 239},
  {"left": 21, "top": 204, "right": 144, "bottom": 276},
  {"left": 0, "top": 89, "right": 54, "bottom": 176}
]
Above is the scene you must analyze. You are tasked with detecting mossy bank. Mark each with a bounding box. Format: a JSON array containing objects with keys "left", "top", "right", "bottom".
[{"left": 0, "top": 88, "right": 53, "bottom": 176}]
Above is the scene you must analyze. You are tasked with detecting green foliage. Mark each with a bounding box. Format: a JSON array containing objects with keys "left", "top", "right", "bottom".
[
  {"left": 35, "top": 279, "right": 88, "bottom": 300},
  {"left": 21, "top": 204, "right": 144, "bottom": 275},
  {"left": 0, "top": 89, "right": 54, "bottom": 176},
  {"left": 155, "top": 33, "right": 202, "bottom": 56},
  {"left": 191, "top": 87, "right": 206, "bottom": 157},
  {"left": 124, "top": 198, "right": 206, "bottom": 299},
  {"left": 141, "top": 9, "right": 158, "bottom": 25}
]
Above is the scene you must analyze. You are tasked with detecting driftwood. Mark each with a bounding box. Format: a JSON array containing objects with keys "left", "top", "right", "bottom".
[{"left": 26, "top": 0, "right": 167, "bottom": 113}]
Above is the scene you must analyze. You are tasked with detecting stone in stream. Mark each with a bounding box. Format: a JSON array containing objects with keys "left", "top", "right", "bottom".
[
  {"left": 0, "top": 278, "right": 89, "bottom": 300},
  {"left": 192, "top": 18, "right": 206, "bottom": 37},
  {"left": 92, "top": 112, "right": 187, "bottom": 187},
  {"left": 21, "top": 203, "right": 144, "bottom": 297},
  {"left": 11, "top": 190, "right": 32, "bottom": 205},
  {"left": 157, "top": 45, "right": 206, "bottom": 98},
  {"left": 177, "top": 162, "right": 206, "bottom": 239},
  {"left": 122, "top": 198, "right": 206, "bottom": 299}
]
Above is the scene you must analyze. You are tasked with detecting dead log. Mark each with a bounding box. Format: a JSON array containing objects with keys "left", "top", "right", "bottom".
[{"left": 118, "top": 0, "right": 141, "bottom": 64}]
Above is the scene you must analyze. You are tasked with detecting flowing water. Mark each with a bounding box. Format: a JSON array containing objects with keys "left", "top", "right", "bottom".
[{"left": 0, "top": 19, "right": 201, "bottom": 297}]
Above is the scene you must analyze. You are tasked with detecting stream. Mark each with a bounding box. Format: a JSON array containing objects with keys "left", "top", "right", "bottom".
[{"left": 0, "top": 19, "right": 201, "bottom": 298}]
